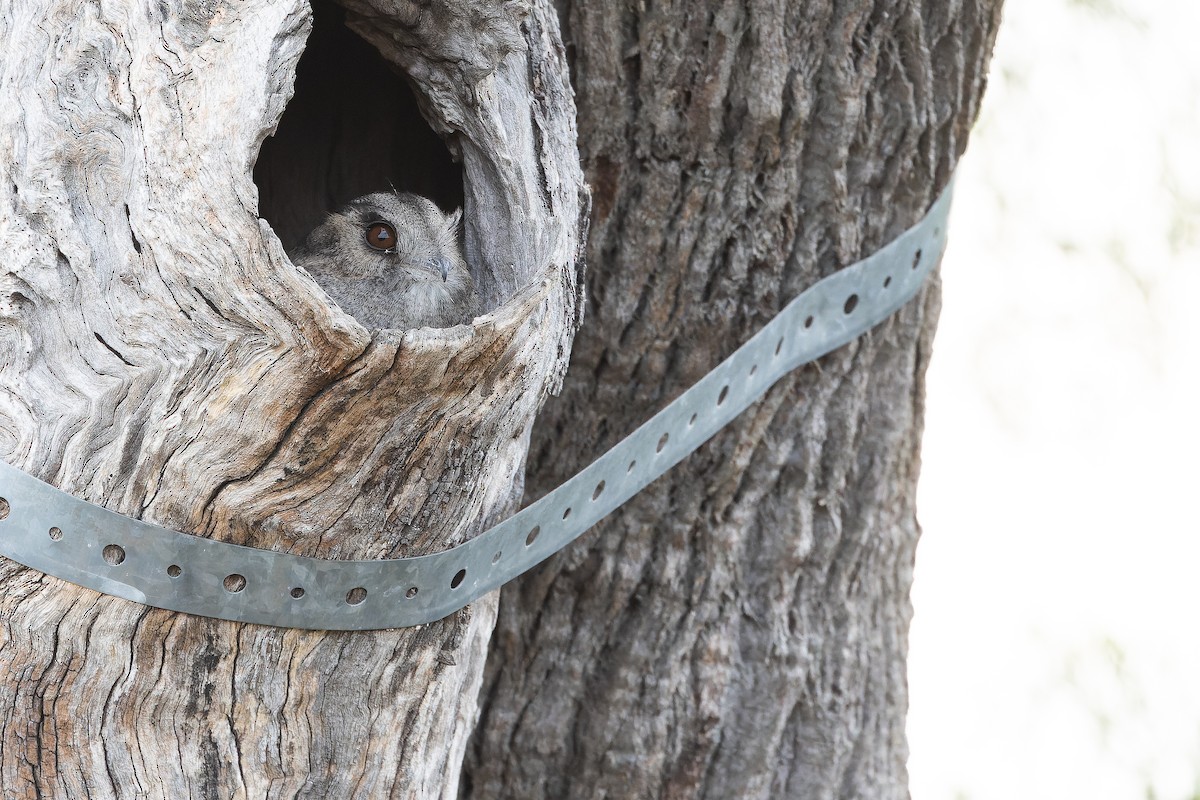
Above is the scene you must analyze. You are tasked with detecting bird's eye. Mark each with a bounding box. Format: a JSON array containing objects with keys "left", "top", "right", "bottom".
[{"left": 365, "top": 221, "right": 397, "bottom": 251}]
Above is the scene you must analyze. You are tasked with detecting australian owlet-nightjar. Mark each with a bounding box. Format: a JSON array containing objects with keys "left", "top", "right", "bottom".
[{"left": 290, "top": 192, "right": 477, "bottom": 330}]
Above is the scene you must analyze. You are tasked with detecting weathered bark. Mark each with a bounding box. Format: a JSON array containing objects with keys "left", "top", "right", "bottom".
[
  {"left": 1, "top": 0, "right": 1001, "bottom": 795},
  {"left": 466, "top": 2, "right": 1002, "bottom": 799},
  {"left": 0, "top": 1, "right": 582, "bottom": 798}
]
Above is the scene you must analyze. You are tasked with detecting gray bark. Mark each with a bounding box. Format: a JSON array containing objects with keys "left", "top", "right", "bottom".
[
  {"left": 0, "top": 0, "right": 1002, "bottom": 797},
  {"left": 465, "top": 2, "right": 1002, "bottom": 799},
  {"left": 0, "top": 1, "right": 583, "bottom": 797}
]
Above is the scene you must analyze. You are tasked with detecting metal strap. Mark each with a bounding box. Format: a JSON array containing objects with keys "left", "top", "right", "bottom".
[{"left": 0, "top": 182, "right": 953, "bottom": 630}]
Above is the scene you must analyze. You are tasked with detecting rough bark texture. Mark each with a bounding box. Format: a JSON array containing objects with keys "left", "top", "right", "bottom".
[
  {"left": 466, "top": 2, "right": 1002, "bottom": 799},
  {"left": 0, "top": 1, "right": 583, "bottom": 797}
]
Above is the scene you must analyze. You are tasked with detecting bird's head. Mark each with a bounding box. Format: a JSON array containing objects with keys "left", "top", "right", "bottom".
[{"left": 304, "top": 191, "right": 467, "bottom": 285}]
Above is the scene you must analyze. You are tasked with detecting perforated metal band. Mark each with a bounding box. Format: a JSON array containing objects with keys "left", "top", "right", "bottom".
[{"left": 0, "top": 181, "right": 953, "bottom": 630}]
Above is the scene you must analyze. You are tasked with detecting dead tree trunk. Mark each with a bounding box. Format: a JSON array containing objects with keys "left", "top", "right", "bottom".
[
  {"left": 465, "top": 3, "right": 1002, "bottom": 799},
  {"left": 0, "top": 0, "right": 583, "bottom": 797}
]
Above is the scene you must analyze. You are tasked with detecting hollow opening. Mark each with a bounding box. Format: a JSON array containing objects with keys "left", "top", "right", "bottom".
[{"left": 254, "top": 0, "right": 463, "bottom": 252}]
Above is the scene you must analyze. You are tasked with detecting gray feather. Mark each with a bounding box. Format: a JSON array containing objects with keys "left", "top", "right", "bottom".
[{"left": 290, "top": 192, "right": 477, "bottom": 330}]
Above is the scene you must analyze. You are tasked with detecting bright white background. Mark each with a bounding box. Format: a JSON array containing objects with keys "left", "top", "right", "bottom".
[{"left": 907, "top": 0, "right": 1200, "bottom": 797}]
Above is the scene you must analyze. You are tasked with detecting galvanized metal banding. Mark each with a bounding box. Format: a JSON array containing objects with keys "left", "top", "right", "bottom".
[{"left": 0, "top": 181, "right": 954, "bottom": 630}]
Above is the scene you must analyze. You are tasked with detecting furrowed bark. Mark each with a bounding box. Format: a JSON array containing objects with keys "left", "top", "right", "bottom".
[
  {"left": 466, "top": 2, "right": 1002, "bottom": 798},
  {"left": 0, "top": 0, "right": 583, "bottom": 797}
]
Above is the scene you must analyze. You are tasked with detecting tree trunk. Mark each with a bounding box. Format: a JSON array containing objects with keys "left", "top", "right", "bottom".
[
  {"left": 465, "top": 2, "right": 1002, "bottom": 799},
  {"left": 0, "top": 0, "right": 583, "bottom": 797},
  {"left": 0, "top": 0, "right": 1001, "bottom": 797}
]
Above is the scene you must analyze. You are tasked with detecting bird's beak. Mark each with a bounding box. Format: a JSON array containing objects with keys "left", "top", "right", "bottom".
[{"left": 429, "top": 256, "right": 451, "bottom": 282}]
